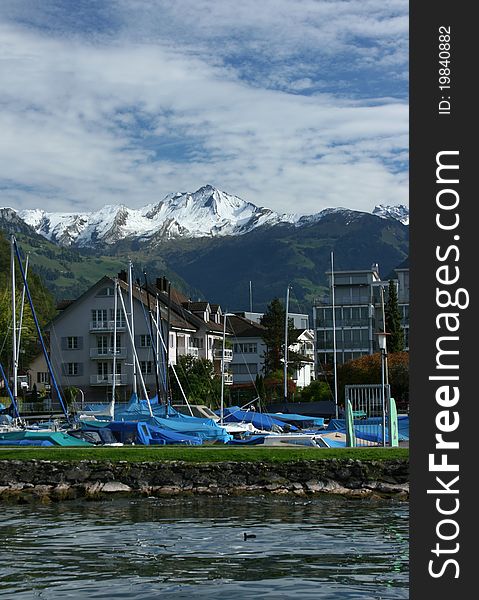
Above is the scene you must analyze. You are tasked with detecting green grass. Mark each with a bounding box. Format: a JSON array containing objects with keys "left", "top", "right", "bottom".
[{"left": 0, "top": 446, "right": 409, "bottom": 463}]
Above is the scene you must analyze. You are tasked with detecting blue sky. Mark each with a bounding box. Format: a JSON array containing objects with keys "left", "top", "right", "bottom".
[{"left": 0, "top": 0, "right": 408, "bottom": 215}]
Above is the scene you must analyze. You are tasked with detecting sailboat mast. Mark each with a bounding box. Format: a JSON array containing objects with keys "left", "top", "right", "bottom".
[
  {"left": 284, "top": 285, "right": 290, "bottom": 403},
  {"left": 331, "top": 251, "right": 339, "bottom": 419},
  {"left": 112, "top": 278, "right": 118, "bottom": 410},
  {"left": 144, "top": 273, "right": 161, "bottom": 400},
  {"left": 156, "top": 296, "right": 161, "bottom": 400},
  {"left": 220, "top": 314, "right": 227, "bottom": 426},
  {"left": 16, "top": 255, "right": 29, "bottom": 362},
  {"left": 117, "top": 284, "right": 153, "bottom": 416},
  {"left": 128, "top": 260, "right": 138, "bottom": 396},
  {"left": 11, "top": 235, "right": 18, "bottom": 400},
  {"left": 165, "top": 280, "right": 171, "bottom": 406}
]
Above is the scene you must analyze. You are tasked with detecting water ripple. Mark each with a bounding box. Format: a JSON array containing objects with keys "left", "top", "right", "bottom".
[{"left": 0, "top": 496, "right": 408, "bottom": 599}]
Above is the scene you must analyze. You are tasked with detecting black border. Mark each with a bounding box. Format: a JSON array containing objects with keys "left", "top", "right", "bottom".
[{"left": 410, "top": 2, "right": 473, "bottom": 595}]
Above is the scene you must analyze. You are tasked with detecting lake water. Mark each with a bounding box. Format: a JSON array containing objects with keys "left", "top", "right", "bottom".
[{"left": 0, "top": 495, "right": 408, "bottom": 599}]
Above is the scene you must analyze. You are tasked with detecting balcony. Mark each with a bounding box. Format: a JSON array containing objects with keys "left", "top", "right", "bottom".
[
  {"left": 90, "top": 347, "right": 127, "bottom": 359},
  {"left": 89, "top": 320, "right": 126, "bottom": 332},
  {"left": 213, "top": 348, "right": 233, "bottom": 361},
  {"left": 89, "top": 374, "right": 127, "bottom": 385}
]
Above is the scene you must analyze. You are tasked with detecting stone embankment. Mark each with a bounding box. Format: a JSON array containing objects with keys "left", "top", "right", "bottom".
[{"left": 0, "top": 458, "right": 409, "bottom": 503}]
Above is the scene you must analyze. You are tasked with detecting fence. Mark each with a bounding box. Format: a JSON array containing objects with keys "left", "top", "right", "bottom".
[{"left": 345, "top": 384, "right": 392, "bottom": 447}]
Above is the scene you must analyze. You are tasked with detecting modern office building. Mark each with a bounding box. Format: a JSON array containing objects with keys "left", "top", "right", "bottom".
[{"left": 313, "top": 263, "right": 409, "bottom": 372}]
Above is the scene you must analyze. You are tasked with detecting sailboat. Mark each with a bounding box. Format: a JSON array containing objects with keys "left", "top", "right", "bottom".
[
  {"left": 273, "top": 285, "right": 344, "bottom": 447},
  {"left": 0, "top": 237, "right": 93, "bottom": 446}
]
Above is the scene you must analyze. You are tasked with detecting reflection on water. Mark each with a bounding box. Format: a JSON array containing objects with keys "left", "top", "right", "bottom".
[{"left": 0, "top": 495, "right": 408, "bottom": 599}]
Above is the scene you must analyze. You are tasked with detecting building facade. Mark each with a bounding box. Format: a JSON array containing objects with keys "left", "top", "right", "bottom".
[
  {"left": 28, "top": 275, "right": 231, "bottom": 402},
  {"left": 313, "top": 264, "right": 409, "bottom": 372},
  {"left": 228, "top": 315, "right": 314, "bottom": 389}
]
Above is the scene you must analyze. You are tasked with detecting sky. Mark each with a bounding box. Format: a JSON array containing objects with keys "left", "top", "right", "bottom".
[{"left": 0, "top": 0, "right": 408, "bottom": 216}]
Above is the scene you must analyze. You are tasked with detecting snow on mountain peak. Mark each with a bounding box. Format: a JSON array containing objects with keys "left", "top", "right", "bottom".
[
  {"left": 8, "top": 188, "right": 409, "bottom": 248},
  {"left": 373, "top": 204, "right": 409, "bottom": 225}
]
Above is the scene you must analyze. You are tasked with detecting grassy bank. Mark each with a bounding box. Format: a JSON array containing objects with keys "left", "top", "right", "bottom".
[{"left": 0, "top": 446, "right": 409, "bottom": 463}]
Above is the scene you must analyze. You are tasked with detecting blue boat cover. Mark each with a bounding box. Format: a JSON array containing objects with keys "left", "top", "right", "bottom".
[
  {"left": 116, "top": 400, "right": 231, "bottom": 443},
  {"left": 106, "top": 420, "right": 203, "bottom": 445},
  {"left": 0, "top": 439, "right": 54, "bottom": 446},
  {"left": 326, "top": 416, "right": 409, "bottom": 443},
  {"left": 266, "top": 413, "right": 325, "bottom": 428},
  {"left": 226, "top": 435, "right": 265, "bottom": 445},
  {"left": 217, "top": 406, "right": 298, "bottom": 432}
]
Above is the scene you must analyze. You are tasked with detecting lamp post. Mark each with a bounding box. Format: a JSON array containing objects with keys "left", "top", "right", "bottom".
[{"left": 376, "top": 331, "right": 390, "bottom": 447}]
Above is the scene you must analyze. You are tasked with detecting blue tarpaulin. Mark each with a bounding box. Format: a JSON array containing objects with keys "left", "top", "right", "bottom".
[
  {"left": 266, "top": 413, "right": 325, "bottom": 429},
  {"left": 106, "top": 420, "right": 203, "bottom": 445},
  {"left": 217, "top": 406, "right": 299, "bottom": 432}
]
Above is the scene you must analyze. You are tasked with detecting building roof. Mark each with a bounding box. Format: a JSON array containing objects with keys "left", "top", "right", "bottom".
[
  {"left": 47, "top": 272, "right": 227, "bottom": 338},
  {"left": 227, "top": 315, "right": 267, "bottom": 338},
  {"left": 181, "top": 301, "right": 210, "bottom": 312},
  {"left": 117, "top": 279, "right": 196, "bottom": 332}
]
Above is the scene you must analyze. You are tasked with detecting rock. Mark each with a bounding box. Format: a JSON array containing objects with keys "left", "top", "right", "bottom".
[{"left": 101, "top": 482, "right": 132, "bottom": 493}]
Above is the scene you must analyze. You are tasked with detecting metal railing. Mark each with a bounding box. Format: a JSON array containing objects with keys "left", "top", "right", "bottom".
[
  {"left": 213, "top": 348, "right": 233, "bottom": 361},
  {"left": 89, "top": 374, "right": 127, "bottom": 385},
  {"left": 89, "top": 320, "right": 126, "bottom": 331},
  {"left": 89, "top": 347, "right": 127, "bottom": 358},
  {"left": 345, "top": 384, "right": 391, "bottom": 447}
]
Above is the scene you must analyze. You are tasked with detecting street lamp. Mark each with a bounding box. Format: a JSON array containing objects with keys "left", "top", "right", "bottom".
[{"left": 376, "top": 331, "right": 390, "bottom": 447}]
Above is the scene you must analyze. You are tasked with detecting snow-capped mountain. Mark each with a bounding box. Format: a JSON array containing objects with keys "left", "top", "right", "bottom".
[
  {"left": 16, "top": 185, "right": 298, "bottom": 247},
  {"left": 373, "top": 204, "right": 409, "bottom": 225},
  {"left": 4, "top": 185, "right": 409, "bottom": 248}
]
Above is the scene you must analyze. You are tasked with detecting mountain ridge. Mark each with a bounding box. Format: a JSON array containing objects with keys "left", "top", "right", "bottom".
[{"left": 3, "top": 185, "right": 409, "bottom": 249}]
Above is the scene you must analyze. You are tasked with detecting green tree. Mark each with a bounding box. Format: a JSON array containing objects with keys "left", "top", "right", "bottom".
[
  {"left": 260, "top": 298, "right": 300, "bottom": 376},
  {"left": 298, "top": 379, "right": 333, "bottom": 403},
  {"left": 170, "top": 355, "right": 223, "bottom": 409},
  {"left": 385, "top": 280, "right": 405, "bottom": 353},
  {"left": 337, "top": 352, "right": 409, "bottom": 407},
  {"left": 0, "top": 231, "right": 57, "bottom": 371},
  {"left": 255, "top": 374, "right": 266, "bottom": 401}
]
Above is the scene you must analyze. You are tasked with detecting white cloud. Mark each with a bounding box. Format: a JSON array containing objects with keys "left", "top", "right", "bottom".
[{"left": 0, "top": 1, "right": 408, "bottom": 214}]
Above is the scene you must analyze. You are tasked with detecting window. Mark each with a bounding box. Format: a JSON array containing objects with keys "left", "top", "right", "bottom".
[
  {"left": 140, "top": 361, "right": 153, "bottom": 374},
  {"left": 110, "top": 333, "right": 121, "bottom": 349},
  {"left": 139, "top": 334, "right": 152, "bottom": 347},
  {"left": 67, "top": 362, "right": 79, "bottom": 376},
  {"left": 230, "top": 363, "right": 258, "bottom": 375},
  {"left": 67, "top": 336, "right": 79, "bottom": 349},
  {"left": 97, "top": 335, "right": 108, "bottom": 355},
  {"left": 97, "top": 362, "right": 109, "bottom": 378},
  {"left": 92, "top": 309, "right": 108, "bottom": 324},
  {"left": 192, "top": 338, "right": 204, "bottom": 349},
  {"left": 97, "top": 287, "right": 114, "bottom": 297},
  {"left": 37, "top": 372, "right": 50, "bottom": 384},
  {"left": 110, "top": 308, "right": 126, "bottom": 327},
  {"left": 233, "top": 343, "right": 257, "bottom": 354},
  {"left": 169, "top": 333, "right": 175, "bottom": 348}
]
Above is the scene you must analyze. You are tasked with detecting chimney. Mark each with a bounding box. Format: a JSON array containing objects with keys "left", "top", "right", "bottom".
[{"left": 156, "top": 276, "right": 170, "bottom": 292}]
